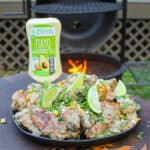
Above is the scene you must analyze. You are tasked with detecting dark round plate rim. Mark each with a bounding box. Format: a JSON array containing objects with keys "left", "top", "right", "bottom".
[{"left": 12, "top": 111, "right": 140, "bottom": 145}]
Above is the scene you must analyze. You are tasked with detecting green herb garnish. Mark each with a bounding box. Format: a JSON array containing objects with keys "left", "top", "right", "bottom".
[{"left": 137, "top": 131, "right": 144, "bottom": 140}]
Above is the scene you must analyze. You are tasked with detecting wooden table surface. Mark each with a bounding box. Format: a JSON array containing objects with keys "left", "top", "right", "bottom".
[{"left": 0, "top": 72, "right": 150, "bottom": 150}]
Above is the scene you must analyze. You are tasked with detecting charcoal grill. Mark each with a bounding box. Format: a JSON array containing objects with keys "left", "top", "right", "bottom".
[
  {"left": 20, "top": 0, "right": 127, "bottom": 79},
  {"left": 33, "top": 0, "right": 123, "bottom": 51},
  {"left": 30, "top": 0, "right": 127, "bottom": 79}
]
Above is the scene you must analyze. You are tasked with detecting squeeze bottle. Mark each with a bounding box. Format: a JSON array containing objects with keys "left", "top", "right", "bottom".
[{"left": 26, "top": 18, "right": 62, "bottom": 83}]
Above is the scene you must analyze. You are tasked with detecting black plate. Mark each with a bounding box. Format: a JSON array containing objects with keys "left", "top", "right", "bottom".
[{"left": 12, "top": 112, "right": 139, "bottom": 148}]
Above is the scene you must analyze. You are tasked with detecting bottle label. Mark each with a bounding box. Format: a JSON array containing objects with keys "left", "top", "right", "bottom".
[{"left": 31, "top": 24, "right": 56, "bottom": 77}]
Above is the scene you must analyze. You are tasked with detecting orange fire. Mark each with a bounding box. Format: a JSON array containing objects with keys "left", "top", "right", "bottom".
[{"left": 68, "top": 59, "right": 87, "bottom": 74}]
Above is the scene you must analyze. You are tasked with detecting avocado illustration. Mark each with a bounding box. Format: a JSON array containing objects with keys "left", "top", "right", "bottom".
[
  {"left": 39, "top": 55, "right": 49, "bottom": 70},
  {"left": 35, "top": 63, "right": 41, "bottom": 70}
]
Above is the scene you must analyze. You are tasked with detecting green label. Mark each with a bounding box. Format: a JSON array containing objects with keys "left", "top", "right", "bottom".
[{"left": 31, "top": 24, "right": 56, "bottom": 77}]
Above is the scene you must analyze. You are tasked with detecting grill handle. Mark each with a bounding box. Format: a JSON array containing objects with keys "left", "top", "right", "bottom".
[{"left": 3, "top": 0, "right": 31, "bottom": 18}]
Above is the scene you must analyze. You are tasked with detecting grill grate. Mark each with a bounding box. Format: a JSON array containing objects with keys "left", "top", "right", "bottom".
[
  {"left": 32, "top": 1, "right": 122, "bottom": 14},
  {"left": 0, "top": 19, "right": 150, "bottom": 69}
]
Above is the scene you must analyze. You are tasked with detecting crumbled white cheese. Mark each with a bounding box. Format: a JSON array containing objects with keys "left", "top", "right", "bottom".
[{"left": 0, "top": 118, "right": 7, "bottom": 124}]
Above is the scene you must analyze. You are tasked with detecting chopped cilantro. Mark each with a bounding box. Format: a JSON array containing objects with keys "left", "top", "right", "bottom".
[
  {"left": 96, "top": 114, "right": 104, "bottom": 123},
  {"left": 120, "top": 121, "right": 126, "bottom": 129},
  {"left": 137, "top": 131, "right": 144, "bottom": 140},
  {"left": 122, "top": 99, "right": 131, "bottom": 109}
]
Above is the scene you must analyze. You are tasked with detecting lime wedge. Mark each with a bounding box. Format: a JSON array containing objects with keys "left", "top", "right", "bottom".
[
  {"left": 67, "top": 74, "right": 85, "bottom": 92},
  {"left": 41, "top": 86, "right": 60, "bottom": 109},
  {"left": 114, "top": 80, "right": 127, "bottom": 97},
  {"left": 87, "top": 86, "right": 101, "bottom": 114}
]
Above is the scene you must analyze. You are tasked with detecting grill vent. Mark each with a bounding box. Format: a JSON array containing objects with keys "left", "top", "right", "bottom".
[{"left": 0, "top": 19, "right": 150, "bottom": 69}]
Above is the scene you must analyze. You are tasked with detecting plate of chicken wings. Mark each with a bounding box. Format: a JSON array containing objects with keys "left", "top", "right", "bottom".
[{"left": 11, "top": 73, "right": 140, "bottom": 147}]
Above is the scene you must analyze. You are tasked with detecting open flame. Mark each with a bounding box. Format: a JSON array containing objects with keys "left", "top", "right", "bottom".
[{"left": 68, "top": 59, "right": 87, "bottom": 74}]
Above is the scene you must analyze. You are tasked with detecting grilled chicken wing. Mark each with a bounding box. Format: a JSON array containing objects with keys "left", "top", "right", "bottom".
[
  {"left": 11, "top": 90, "right": 26, "bottom": 111},
  {"left": 97, "top": 78, "right": 117, "bottom": 101},
  {"left": 108, "top": 78, "right": 117, "bottom": 91},
  {"left": 30, "top": 105, "right": 68, "bottom": 139},
  {"left": 11, "top": 83, "right": 41, "bottom": 111},
  {"left": 84, "top": 74, "right": 98, "bottom": 85},
  {"left": 61, "top": 107, "right": 80, "bottom": 138},
  {"left": 85, "top": 122, "right": 108, "bottom": 138},
  {"left": 14, "top": 108, "right": 41, "bottom": 135},
  {"left": 110, "top": 120, "right": 127, "bottom": 133},
  {"left": 126, "top": 112, "right": 139, "bottom": 128},
  {"left": 118, "top": 98, "right": 137, "bottom": 114},
  {"left": 101, "top": 101, "right": 121, "bottom": 123},
  {"left": 80, "top": 111, "right": 96, "bottom": 129},
  {"left": 30, "top": 105, "right": 58, "bottom": 135}
]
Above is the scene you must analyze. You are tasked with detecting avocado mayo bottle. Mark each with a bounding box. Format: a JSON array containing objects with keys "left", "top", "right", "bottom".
[{"left": 26, "top": 18, "right": 62, "bottom": 83}]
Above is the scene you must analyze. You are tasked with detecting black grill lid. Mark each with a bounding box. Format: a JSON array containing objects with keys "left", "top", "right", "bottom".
[{"left": 32, "top": 0, "right": 122, "bottom": 14}]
